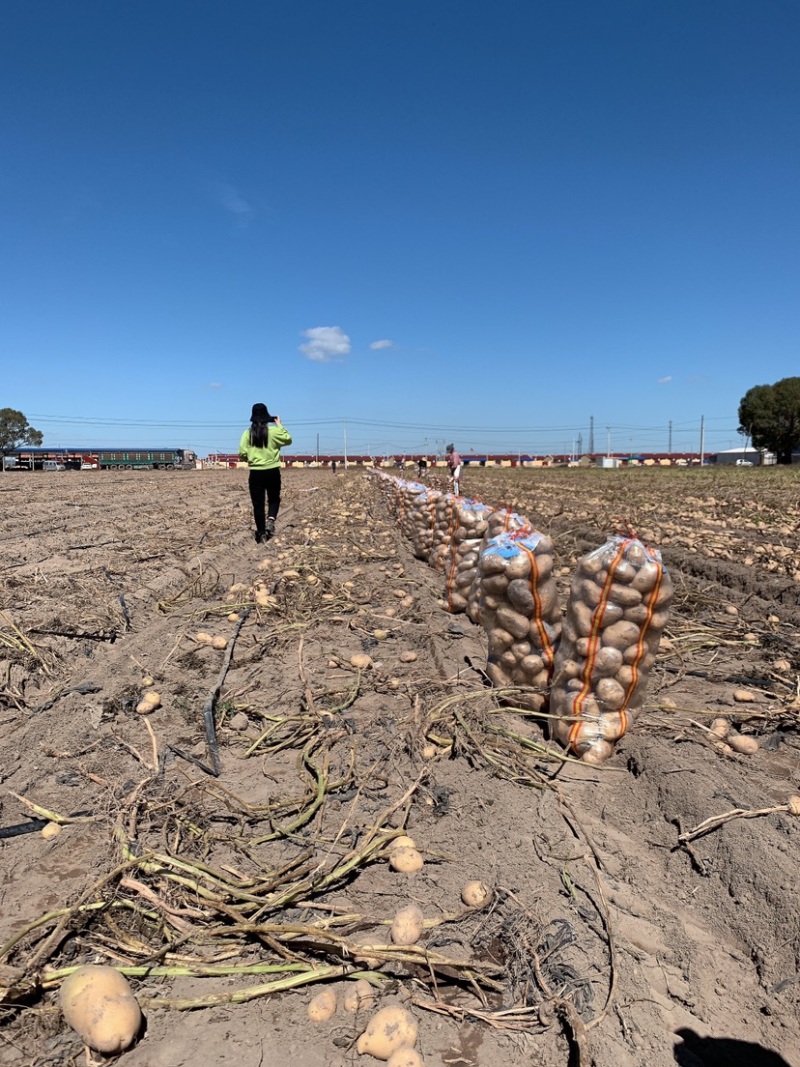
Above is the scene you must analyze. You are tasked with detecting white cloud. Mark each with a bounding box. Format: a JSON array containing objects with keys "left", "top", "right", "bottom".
[
  {"left": 206, "top": 382, "right": 222, "bottom": 390},
  {"left": 658, "top": 375, "right": 672, "bottom": 384},
  {"left": 299, "top": 326, "right": 351, "bottom": 363},
  {"left": 370, "top": 339, "right": 393, "bottom": 350},
  {"left": 217, "top": 183, "right": 254, "bottom": 226}
]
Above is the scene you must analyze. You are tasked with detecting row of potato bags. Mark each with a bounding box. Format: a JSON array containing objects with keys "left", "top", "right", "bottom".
[{"left": 370, "top": 472, "right": 673, "bottom": 766}]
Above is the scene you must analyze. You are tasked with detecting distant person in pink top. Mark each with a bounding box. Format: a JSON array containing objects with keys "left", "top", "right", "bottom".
[{"left": 445, "top": 444, "right": 462, "bottom": 495}]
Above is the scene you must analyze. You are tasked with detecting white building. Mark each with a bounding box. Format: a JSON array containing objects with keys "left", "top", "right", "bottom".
[{"left": 712, "top": 447, "right": 775, "bottom": 466}]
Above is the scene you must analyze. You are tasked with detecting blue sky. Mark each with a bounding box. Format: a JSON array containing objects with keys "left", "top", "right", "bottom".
[{"left": 2, "top": 0, "right": 798, "bottom": 458}]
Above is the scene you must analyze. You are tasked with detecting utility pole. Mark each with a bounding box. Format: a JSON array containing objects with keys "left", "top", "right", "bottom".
[
  {"left": 699, "top": 415, "right": 705, "bottom": 466},
  {"left": 316, "top": 433, "right": 319, "bottom": 465},
  {"left": 589, "top": 416, "right": 594, "bottom": 456},
  {"left": 343, "top": 419, "right": 348, "bottom": 469},
  {"left": 577, "top": 433, "right": 583, "bottom": 456},
  {"left": 668, "top": 420, "right": 673, "bottom": 454},
  {"left": 606, "top": 426, "right": 611, "bottom": 458}
]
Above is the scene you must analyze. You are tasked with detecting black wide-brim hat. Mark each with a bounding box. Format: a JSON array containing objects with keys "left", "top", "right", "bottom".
[{"left": 251, "top": 403, "right": 271, "bottom": 421}]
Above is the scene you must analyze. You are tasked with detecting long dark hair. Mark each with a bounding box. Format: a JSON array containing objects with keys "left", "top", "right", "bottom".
[{"left": 250, "top": 419, "right": 270, "bottom": 448}]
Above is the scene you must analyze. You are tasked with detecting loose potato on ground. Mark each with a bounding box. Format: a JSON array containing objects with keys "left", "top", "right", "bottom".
[
  {"left": 390, "top": 904, "right": 424, "bottom": 945},
  {"left": 387, "top": 1049, "right": 425, "bottom": 1067},
  {"left": 389, "top": 847, "right": 424, "bottom": 873},
  {"left": 342, "top": 979, "right": 377, "bottom": 1013},
  {"left": 59, "top": 965, "right": 142, "bottom": 1054},
  {"left": 461, "top": 880, "right": 491, "bottom": 907},
  {"left": 356, "top": 1004, "right": 418, "bottom": 1059},
  {"left": 388, "top": 835, "right": 416, "bottom": 851},
  {"left": 727, "top": 732, "right": 759, "bottom": 754},
  {"left": 307, "top": 986, "right": 337, "bottom": 1022},
  {"left": 350, "top": 654, "right": 373, "bottom": 670},
  {"left": 135, "top": 692, "right": 161, "bottom": 714}
]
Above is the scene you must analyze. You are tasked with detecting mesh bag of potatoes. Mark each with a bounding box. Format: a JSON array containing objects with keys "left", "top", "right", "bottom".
[
  {"left": 395, "top": 480, "right": 427, "bottom": 528},
  {"left": 373, "top": 471, "right": 400, "bottom": 513},
  {"left": 476, "top": 529, "right": 561, "bottom": 709},
  {"left": 466, "top": 508, "right": 532, "bottom": 622},
  {"left": 403, "top": 488, "right": 443, "bottom": 561},
  {"left": 440, "top": 499, "right": 495, "bottom": 612},
  {"left": 485, "top": 507, "right": 531, "bottom": 539},
  {"left": 549, "top": 535, "right": 673, "bottom": 765},
  {"left": 428, "top": 493, "right": 461, "bottom": 571}
]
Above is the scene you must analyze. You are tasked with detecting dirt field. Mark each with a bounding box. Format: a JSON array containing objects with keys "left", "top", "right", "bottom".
[{"left": 1, "top": 464, "right": 799, "bottom": 1067}]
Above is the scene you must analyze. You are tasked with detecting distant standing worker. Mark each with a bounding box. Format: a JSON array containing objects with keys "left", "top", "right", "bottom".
[
  {"left": 238, "top": 403, "right": 292, "bottom": 543},
  {"left": 445, "top": 443, "right": 462, "bottom": 495},
  {"left": 417, "top": 456, "right": 428, "bottom": 480}
]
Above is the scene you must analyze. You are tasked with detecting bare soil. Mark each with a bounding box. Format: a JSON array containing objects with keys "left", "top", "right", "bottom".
[{"left": 1, "top": 465, "right": 799, "bottom": 1067}]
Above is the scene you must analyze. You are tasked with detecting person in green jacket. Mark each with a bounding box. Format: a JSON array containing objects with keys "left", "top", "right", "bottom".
[{"left": 238, "top": 402, "right": 293, "bottom": 542}]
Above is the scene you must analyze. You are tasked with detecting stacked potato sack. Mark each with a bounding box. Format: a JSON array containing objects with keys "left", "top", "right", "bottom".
[
  {"left": 384, "top": 475, "right": 406, "bottom": 517},
  {"left": 439, "top": 499, "right": 495, "bottom": 613},
  {"left": 372, "top": 470, "right": 398, "bottom": 513},
  {"left": 466, "top": 508, "right": 531, "bottom": 623},
  {"left": 476, "top": 530, "right": 561, "bottom": 710},
  {"left": 404, "top": 488, "right": 444, "bottom": 562},
  {"left": 395, "top": 480, "right": 428, "bottom": 532},
  {"left": 429, "top": 493, "right": 462, "bottom": 572},
  {"left": 549, "top": 535, "right": 673, "bottom": 765}
]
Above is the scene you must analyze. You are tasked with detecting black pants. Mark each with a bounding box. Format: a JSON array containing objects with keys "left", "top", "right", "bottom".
[{"left": 248, "top": 468, "right": 281, "bottom": 535}]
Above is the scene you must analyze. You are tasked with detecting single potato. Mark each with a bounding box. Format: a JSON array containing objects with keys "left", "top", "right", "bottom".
[
  {"left": 307, "top": 986, "right": 337, "bottom": 1022},
  {"left": 59, "top": 965, "right": 142, "bottom": 1054},
  {"left": 461, "top": 880, "right": 491, "bottom": 908},
  {"left": 390, "top": 904, "right": 424, "bottom": 946},
  {"left": 387, "top": 1049, "right": 425, "bottom": 1067},
  {"left": 342, "top": 979, "right": 376, "bottom": 1013},
  {"left": 389, "top": 847, "right": 424, "bottom": 873},
  {"left": 356, "top": 1004, "right": 418, "bottom": 1060}
]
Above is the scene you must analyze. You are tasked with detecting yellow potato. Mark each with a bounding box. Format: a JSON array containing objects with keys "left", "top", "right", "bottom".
[
  {"left": 356, "top": 1005, "right": 418, "bottom": 1060},
  {"left": 141, "top": 674, "right": 154, "bottom": 687},
  {"left": 399, "top": 651, "right": 417, "bottom": 663},
  {"left": 350, "top": 654, "right": 374, "bottom": 670},
  {"left": 727, "top": 733, "right": 759, "bottom": 755},
  {"left": 461, "top": 880, "right": 491, "bottom": 908},
  {"left": 390, "top": 904, "right": 424, "bottom": 946},
  {"left": 342, "top": 979, "right": 376, "bottom": 1013},
  {"left": 41, "top": 821, "right": 62, "bottom": 840},
  {"left": 135, "top": 692, "right": 161, "bottom": 715},
  {"left": 709, "top": 717, "right": 730, "bottom": 739},
  {"left": 388, "top": 835, "right": 416, "bottom": 851},
  {"left": 194, "top": 632, "right": 213, "bottom": 645},
  {"left": 59, "top": 965, "right": 142, "bottom": 1054},
  {"left": 389, "top": 847, "right": 424, "bottom": 873},
  {"left": 211, "top": 636, "right": 228, "bottom": 650},
  {"left": 732, "top": 689, "right": 756, "bottom": 703},
  {"left": 387, "top": 1049, "right": 425, "bottom": 1067},
  {"left": 307, "top": 986, "right": 337, "bottom": 1022}
]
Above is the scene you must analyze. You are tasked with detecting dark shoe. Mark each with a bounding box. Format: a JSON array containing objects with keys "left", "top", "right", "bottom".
[
  {"left": 265, "top": 517, "right": 276, "bottom": 538},
  {"left": 255, "top": 530, "right": 265, "bottom": 544}
]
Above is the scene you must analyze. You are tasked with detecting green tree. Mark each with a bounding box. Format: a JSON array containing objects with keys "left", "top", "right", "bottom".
[
  {"left": 738, "top": 377, "right": 800, "bottom": 465},
  {"left": 0, "top": 408, "right": 43, "bottom": 456}
]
